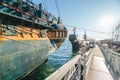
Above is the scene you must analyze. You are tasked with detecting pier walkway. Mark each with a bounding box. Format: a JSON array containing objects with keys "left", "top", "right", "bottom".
[
  {"left": 87, "top": 45, "right": 113, "bottom": 80},
  {"left": 46, "top": 45, "right": 119, "bottom": 80}
]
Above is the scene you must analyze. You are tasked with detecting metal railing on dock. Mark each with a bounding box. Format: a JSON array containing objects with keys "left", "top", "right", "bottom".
[
  {"left": 45, "top": 49, "right": 93, "bottom": 80},
  {"left": 99, "top": 45, "right": 120, "bottom": 80},
  {"left": 83, "top": 49, "right": 93, "bottom": 80}
]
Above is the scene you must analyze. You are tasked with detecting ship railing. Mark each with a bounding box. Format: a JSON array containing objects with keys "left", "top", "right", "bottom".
[
  {"left": 0, "top": 1, "right": 49, "bottom": 24},
  {"left": 45, "top": 49, "right": 93, "bottom": 80},
  {"left": 98, "top": 45, "right": 120, "bottom": 80}
]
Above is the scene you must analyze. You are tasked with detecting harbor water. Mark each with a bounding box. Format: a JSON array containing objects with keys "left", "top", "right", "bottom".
[{"left": 20, "top": 40, "right": 78, "bottom": 80}]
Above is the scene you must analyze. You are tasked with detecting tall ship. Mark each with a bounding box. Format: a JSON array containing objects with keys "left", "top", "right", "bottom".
[
  {"left": 0, "top": 0, "right": 67, "bottom": 80},
  {"left": 113, "top": 22, "right": 120, "bottom": 52},
  {"left": 114, "top": 23, "right": 120, "bottom": 42}
]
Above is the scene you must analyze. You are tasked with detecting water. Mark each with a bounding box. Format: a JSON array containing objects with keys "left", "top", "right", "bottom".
[{"left": 21, "top": 40, "right": 77, "bottom": 80}]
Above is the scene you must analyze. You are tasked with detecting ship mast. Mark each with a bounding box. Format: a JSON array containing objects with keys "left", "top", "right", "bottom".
[
  {"left": 84, "top": 29, "right": 87, "bottom": 41},
  {"left": 54, "top": 0, "right": 62, "bottom": 24}
]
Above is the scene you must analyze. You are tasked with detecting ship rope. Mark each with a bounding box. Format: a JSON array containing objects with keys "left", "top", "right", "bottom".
[
  {"left": 65, "top": 24, "right": 112, "bottom": 39},
  {"left": 42, "top": 0, "right": 48, "bottom": 11},
  {"left": 44, "top": 0, "right": 48, "bottom": 11},
  {"left": 54, "top": 0, "right": 61, "bottom": 18},
  {"left": 65, "top": 24, "right": 112, "bottom": 35},
  {"left": 0, "top": 35, "right": 50, "bottom": 49}
]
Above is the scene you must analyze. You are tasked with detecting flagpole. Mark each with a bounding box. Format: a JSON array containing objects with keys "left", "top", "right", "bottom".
[
  {"left": 74, "top": 29, "right": 75, "bottom": 34},
  {"left": 73, "top": 27, "right": 76, "bottom": 35}
]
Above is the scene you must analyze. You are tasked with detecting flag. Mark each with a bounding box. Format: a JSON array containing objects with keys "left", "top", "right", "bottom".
[{"left": 72, "top": 27, "right": 76, "bottom": 32}]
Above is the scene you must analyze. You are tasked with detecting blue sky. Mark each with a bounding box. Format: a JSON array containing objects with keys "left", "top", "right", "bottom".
[{"left": 33, "top": 0, "right": 120, "bottom": 40}]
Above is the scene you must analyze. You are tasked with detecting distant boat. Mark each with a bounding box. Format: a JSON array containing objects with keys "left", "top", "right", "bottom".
[{"left": 0, "top": 0, "right": 67, "bottom": 80}]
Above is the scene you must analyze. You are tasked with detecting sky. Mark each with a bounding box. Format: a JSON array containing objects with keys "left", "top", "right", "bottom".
[{"left": 33, "top": 0, "right": 120, "bottom": 40}]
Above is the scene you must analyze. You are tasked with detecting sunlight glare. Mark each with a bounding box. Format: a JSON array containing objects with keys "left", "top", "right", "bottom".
[{"left": 99, "top": 15, "right": 115, "bottom": 29}]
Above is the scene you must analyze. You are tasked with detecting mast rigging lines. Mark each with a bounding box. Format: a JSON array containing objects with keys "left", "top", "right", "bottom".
[
  {"left": 54, "top": 0, "right": 61, "bottom": 18},
  {"left": 66, "top": 25, "right": 112, "bottom": 35}
]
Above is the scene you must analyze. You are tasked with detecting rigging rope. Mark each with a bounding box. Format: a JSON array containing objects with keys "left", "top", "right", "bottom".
[
  {"left": 42, "top": 0, "right": 48, "bottom": 11},
  {"left": 44, "top": 0, "right": 48, "bottom": 11},
  {"left": 65, "top": 25, "right": 112, "bottom": 35},
  {"left": 54, "top": 0, "right": 61, "bottom": 18}
]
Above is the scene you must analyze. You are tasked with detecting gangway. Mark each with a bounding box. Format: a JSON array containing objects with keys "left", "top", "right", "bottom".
[
  {"left": 45, "top": 45, "right": 120, "bottom": 80},
  {"left": 87, "top": 45, "right": 113, "bottom": 80}
]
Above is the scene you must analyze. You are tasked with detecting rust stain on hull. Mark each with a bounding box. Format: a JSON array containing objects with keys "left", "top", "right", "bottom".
[{"left": 0, "top": 36, "right": 3, "bottom": 43}]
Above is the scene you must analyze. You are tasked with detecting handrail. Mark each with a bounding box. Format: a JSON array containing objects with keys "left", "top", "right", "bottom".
[
  {"left": 83, "top": 49, "right": 93, "bottom": 80},
  {"left": 0, "top": 2, "right": 48, "bottom": 23},
  {"left": 45, "top": 49, "right": 93, "bottom": 80},
  {"left": 98, "top": 45, "right": 120, "bottom": 80},
  {"left": 45, "top": 55, "right": 82, "bottom": 80},
  {"left": 106, "top": 49, "right": 120, "bottom": 57}
]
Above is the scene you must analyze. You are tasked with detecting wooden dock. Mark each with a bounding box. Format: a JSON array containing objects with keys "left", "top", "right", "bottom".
[{"left": 87, "top": 45, "right": 113, "bottom": 80}]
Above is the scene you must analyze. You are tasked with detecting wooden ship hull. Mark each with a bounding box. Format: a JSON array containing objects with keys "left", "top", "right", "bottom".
[{"left": 0, "top": 0, "right": 67, "bottom": 80}]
